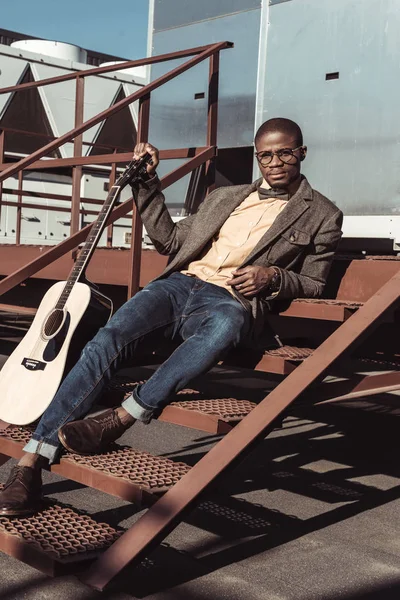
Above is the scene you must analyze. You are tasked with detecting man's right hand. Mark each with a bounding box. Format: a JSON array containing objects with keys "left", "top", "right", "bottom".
[{"left": 133, "top": 142, "right": 159, "bottom": 176}]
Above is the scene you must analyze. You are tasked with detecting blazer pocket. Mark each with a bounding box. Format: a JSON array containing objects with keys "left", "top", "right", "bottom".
[
  {"left": 281, "top": 229, "right": 311, "bottom": 246},
  {"left": 268, "top": 229, "right": 311, "bottom": 267}
]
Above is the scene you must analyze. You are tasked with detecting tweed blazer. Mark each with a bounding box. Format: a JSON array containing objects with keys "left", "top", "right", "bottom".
[{"left": 131, "top": 175, "right": 343, "bottom": 342}]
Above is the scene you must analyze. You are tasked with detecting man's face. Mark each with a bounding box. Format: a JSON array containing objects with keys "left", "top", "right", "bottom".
[{"left": 255, "top": 131, "right": 306, "bottom": 190}]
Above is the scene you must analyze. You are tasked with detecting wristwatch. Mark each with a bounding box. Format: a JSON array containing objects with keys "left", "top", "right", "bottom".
[{"left": 269, "top": 267, "right": 281, "bottom": 293}]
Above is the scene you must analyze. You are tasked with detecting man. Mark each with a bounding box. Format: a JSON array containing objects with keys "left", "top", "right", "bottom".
[{"left": 0, "top": 118, "right": 343, "bottom": 515}]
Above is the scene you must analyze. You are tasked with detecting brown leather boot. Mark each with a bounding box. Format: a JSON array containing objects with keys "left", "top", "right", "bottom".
[
  {"left": 58, "top": 408, "right": 129, "bottom": 455},
  {"left": 0, "top": 465, "right": 43, "bottom": 516}
]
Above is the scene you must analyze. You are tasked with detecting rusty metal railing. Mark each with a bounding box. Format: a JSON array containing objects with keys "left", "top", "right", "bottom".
[{"left": 0, "top": 41, "right": 233, "bottom": 297}]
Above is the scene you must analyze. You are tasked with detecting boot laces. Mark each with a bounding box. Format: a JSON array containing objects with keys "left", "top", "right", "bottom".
[
  {"left": 5, "top": 466, "right": 28, "bottom": 489},
  {"left": 98, "top": 411, "right": 119, "bottom": 431}
]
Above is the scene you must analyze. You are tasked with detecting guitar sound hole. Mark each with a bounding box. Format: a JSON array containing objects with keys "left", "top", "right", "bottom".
[{"left": 43, "top": 309, "right": 65, "bottom": 337}]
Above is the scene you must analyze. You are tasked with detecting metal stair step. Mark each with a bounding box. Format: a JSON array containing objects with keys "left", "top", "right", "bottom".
[
  {"left": 252, "top": 345, "right": 314, "bottom": 375},
  {"left": 223, "top": 345, "right": 315, "bottom": 376},
  {"left": 159, "top": 396, "right": 257, "bottom": 433},
  {"left": 0, "top": 485, "right": 121, "bottom": 576},
  {"left": 0, "top": 303, "right": 37, "bottom": 316},
  {"left": 0, "top": 425, "right": 191, "bottom": 505},
  {"left": 279, "top": 298, "right": 363, "bottom": 321},
  {"left": 107, "top": 378, "right": 257, "bottom": 434}
]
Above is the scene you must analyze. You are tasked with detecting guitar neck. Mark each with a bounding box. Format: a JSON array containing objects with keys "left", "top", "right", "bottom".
[
  {"left": 71, "top": 185, "right": 121, "bottom": 283},
  {"left": 55, "top": 186, "right": 120, "bottom": 310},
  {"left": 55, "top": 153, "right": 151, "bottom": 311}
]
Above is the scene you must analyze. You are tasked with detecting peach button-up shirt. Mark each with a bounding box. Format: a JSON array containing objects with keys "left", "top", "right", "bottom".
[{"left": 181, "top": 180, "right": 288, "bottom": 294}]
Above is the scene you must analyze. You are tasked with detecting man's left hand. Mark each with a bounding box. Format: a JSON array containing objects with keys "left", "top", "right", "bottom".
[{"left": 227, "top": 266, "right": 276, "bottom": 298}]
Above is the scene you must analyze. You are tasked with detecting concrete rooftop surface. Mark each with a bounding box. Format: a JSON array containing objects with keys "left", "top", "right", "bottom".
[{"left": 0, "top": 365, "right": 400, "bottom": 600}]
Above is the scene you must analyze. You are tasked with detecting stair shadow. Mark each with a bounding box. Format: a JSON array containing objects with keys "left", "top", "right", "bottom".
[
  {"left": 106, "top": 478, "right": 400, "bottom": 598},
  {"left": 105, "top": 400, "right": 400, "bottom": 597}
]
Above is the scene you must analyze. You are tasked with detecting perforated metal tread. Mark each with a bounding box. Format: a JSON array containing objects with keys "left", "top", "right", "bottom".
[
  {"left": 65, "top": 446, "right": 191, "bottom": 492},
  {"left": 107, "top": 377, "right": 257, "bottom": 432},
  {"left": 263, "top": 345, "right": 314, "bottom": 360},
  {"left": 108, "top": 377, "right": 256, "bottom": 422},
  {"left": 0, "top": 425, "right": 191, "bottom": 500},
  {"left": 292, "top": 298, "right": 363, "bottom": 309},
  {"left": 169, "top": 397, "right": 256, "bottom": 422},
  {"left": 107, "top": 376, "right": 200, "bottom": 398},
  {"left": 0, "top": 484, "right": 121, "bottom": 575}
]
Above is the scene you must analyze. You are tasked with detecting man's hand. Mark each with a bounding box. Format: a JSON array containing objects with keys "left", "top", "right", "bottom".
[
  {"left": 133, "top": 142, "right": 159, "bottom": 176},
  {"left": 227, "top": 266, "right": 276, "bottom": 298}
]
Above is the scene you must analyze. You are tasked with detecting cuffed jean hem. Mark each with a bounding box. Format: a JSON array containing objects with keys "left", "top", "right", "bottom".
[
  {"left": 122, "top": 387, "right": 154, "bottom": 424},
  {"left": 23, "top": 438, "right": 60, "bottom": 464}
]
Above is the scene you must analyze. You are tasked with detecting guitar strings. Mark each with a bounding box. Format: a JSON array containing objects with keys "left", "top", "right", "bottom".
[
  {"left": 26, "top": 159, "right": 145, "bottom": 361},
  {"left": 27, "top": 191, "right": 118, "bottom": 359}
]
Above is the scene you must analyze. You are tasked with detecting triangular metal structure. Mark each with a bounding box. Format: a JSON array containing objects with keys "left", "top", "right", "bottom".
[
  {"left": 34, "top": 63, "right": 128, "bottom": 158},
  {"left": 0, "top": 56, "right": 27, "bottom": 115},
  {"left": 89, "top": 85, "right": 137, "bottom": 156},
  {"left": 0, "top": 65, "right": 61, "bottom": 158}
]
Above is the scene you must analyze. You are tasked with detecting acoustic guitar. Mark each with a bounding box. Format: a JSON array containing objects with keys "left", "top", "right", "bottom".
[{"left": 0, "top": 153, "right": 151, "bottom": 425}]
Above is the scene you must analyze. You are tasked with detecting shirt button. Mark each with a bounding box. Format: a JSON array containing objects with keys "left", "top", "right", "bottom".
[
  {"left": 236, "top": 242, "right": 241, "bottom": 246},
  {"left": 249, "top": 221, "right": 253, "bottom": 226},
  {"left": 218, "top": 256, "right": 222, "bottom": 260}
]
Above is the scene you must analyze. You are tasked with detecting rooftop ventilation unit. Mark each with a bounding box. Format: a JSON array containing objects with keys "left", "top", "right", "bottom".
[{"left": 11, "top": 39, "right": 87, "bottom": 63}]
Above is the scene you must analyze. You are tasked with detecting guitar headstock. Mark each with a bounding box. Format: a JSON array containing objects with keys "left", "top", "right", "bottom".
[{"left": 115, "top": 153, "right": 152, "bottom": 188}]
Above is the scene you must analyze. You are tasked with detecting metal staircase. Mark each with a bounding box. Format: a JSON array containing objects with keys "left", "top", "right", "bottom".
[{"left": 0, "top": 42, "right": 399, "bottom": 591}]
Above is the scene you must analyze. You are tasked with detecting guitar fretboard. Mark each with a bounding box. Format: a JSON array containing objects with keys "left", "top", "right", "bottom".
[
  {"left": 55, "top": 186, "right": 120, "bottom": 310},
  {"left": 54, "top": 152, "right": 150, "bottom": 311}
]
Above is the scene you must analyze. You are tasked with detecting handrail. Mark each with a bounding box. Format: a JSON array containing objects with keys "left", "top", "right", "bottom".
[
  {"left": 0, "top": 146, "right": 215, "bottom": 296},
  {"left": 0, "top": 44, "right": 231, "bottom": 95},
  {"left": 0, "top": 147, "right": 209, "bottom": 171},
  {"left": 0, "top": 41, "right": 231, "bottom": 183},
  {"left": 0, "top": 125, "right": 133, "bottom": 153},
  {"left": 0, "top": 199, "right": 100, "bottom": 218},
  {"left": 0, "top": 40, "right": 230, "bottom": 297}
]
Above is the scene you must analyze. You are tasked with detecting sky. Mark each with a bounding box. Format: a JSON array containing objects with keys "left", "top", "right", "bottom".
[{"left": 1, "top": 0, "right": 149, "bottom": 59}]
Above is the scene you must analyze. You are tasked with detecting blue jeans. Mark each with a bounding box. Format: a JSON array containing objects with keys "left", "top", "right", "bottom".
[{"left": 24, "top": 273, "right": 251, "bottom": 462}]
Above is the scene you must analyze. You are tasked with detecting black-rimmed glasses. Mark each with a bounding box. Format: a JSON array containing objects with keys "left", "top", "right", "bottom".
[{"left": 255, "top": 146, "right": 303, "bottom": 166}]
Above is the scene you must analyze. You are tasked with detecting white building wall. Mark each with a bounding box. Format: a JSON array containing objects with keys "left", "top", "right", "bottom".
[{"left": 0, "top": 42, "right": 147, "bottom": 247}]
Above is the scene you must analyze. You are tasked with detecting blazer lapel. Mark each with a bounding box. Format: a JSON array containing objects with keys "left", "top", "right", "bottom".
[
  {"left": 242, "top": 177, "right": 313, "bottom": 265},
  {"left": 162, "top": 181, "right": 259, "bottom": 274},
  {"left": 203, "top": 181, "right": 258, "bottom": 239},
  {"left": 184, "top": 181, "right": 258, "bottom": 252}
]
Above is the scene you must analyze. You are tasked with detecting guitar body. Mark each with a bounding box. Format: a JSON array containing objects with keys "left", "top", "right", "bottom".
[
  {"left": 0, "top": 281, "right": 112, "bottom": 425},
  {"left": 0, "top": 153, "right": 150, "bottom": 426}
]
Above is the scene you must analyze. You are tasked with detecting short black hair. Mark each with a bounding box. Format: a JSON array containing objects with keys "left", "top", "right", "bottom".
[{"left": 255, "top": 118, "right": 303, "bottom": 147}]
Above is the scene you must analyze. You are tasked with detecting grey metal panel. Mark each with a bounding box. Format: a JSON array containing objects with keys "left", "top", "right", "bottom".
[
  {"left": 154, "top": 0, "right": 261, "bottom": 31},
  {"left": 150, "top": 9, "right": 261, "bottom": 209},
  {"left": 258, "top": 0, "right": 400, "bottom": 216},
  {"left": 150, "top": 10, "right": 260, "bottom": 149},
  {"left": 156, "top": 158, "right": 191, "bottom": 216}
]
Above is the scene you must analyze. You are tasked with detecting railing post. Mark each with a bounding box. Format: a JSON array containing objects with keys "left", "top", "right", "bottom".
[
  {"left": 15, "top": 170, "right": 23, "bottom": 246},
  {"left": 205, "top": 51, "right": 220, "bottom": 195},
  {"left": 107, "top": 150, "right": 117, "bottom": 247},
  {"left": 127, "top": 93, "right": 150, "bottom": 298},
  {"left": 70, "top": 76, "right": 85, "bottom": 255}
]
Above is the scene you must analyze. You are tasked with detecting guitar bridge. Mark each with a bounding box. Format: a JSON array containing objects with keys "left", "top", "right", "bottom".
[{"left": 22, "top": 358, "right": 46, "bottom": 371}]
